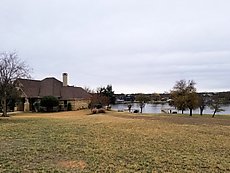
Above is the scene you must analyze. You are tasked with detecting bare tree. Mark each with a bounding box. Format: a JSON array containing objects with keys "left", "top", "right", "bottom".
[
  {"left": 89, "top": 94, "right": 109, "bottom": 109},
  {"left": 198, "top": 95, "right": 206, "bottom": 115},
  {"left": 209, "top": 98, "right": 224, "bottom": 118},
  {"left": 84, "top": 86, "right": 95, "bottom": 94},
  {"left": 186, "top": 81, "right": 199, "bottom": 116},
  {"left": 170, "top": 80, "right": 188, "bottom": 114},
  {"left": 171, "top": 80, "right": 199, "bottom": 116},
  {"left": 127, "top": 104, "right": 132, "bottom": 112},
  {"left": 136, "top": 94, "right": 150, "bottom": 113},
  {"left": 0, "top": 52, "right": 31, "bottom": 116}
]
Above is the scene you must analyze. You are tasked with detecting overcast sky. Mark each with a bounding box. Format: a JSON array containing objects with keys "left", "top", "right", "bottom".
[{"left": 1, "top": 0, "right": 230, "bottom": 93}]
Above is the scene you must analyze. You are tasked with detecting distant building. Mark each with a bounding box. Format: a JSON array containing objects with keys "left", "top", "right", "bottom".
[{"left": 16, "top": 73, "right": 91, "bottom": 112}]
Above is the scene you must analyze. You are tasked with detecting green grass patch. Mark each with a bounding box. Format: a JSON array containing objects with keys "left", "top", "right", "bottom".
[{"left": 0, "top": 110, "right": 230, "bottom": 172}]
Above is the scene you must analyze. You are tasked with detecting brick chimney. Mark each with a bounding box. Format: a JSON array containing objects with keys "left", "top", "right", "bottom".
[{"left": 63, "top": 73, "right": 68, "bottom": 86}]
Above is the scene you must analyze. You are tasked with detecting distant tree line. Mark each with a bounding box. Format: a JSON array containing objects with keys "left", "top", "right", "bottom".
[{"left": 107, "top": 80, "right": 228, "bottom": 117}]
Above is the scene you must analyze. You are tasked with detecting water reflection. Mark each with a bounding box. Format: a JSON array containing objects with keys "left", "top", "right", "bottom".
[{"left": 112, "top": 103, "right": 230, "bottom": 115}]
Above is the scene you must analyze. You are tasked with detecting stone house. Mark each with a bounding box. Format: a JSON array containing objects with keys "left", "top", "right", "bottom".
[{"left": 16, "top": 73, "right": 91, "bottom": 112}]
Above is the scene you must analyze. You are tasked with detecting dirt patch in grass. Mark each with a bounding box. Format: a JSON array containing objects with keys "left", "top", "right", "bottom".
[{"left": 58, "top": 160, "right": 87, "bottom": 170}]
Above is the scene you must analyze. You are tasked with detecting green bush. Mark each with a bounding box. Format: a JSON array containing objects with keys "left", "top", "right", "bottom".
[
  {"left": 40, "top": 96, "right": 59, "bottom": 112},
  {"left": 33, "top": 101, "right": 40, "bottom": 112}
]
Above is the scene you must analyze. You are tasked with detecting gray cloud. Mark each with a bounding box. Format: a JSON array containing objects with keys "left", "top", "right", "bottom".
[{"left": 0, "top": 0, "right": 230, "bottom": 93}]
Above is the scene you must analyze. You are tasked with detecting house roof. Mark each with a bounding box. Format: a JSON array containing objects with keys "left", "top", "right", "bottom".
[{"left": 17, "top": 78, "right": 91, "bottom": 100}]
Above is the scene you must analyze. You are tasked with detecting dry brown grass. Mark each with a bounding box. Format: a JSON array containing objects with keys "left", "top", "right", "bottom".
[{"left": 0, "top": 110, "right": 229, "bottom": 172}]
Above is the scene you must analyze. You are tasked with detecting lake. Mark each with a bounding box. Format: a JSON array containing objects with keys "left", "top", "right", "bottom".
[{"left": 112, "top": 103, "right": 230, "bottom": 115}]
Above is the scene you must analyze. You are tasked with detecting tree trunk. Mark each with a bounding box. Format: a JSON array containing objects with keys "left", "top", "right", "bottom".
[
  {"left": 128, "top": 106, "right": 131, "bottom": 112},
  {"left": 182, "top": 110, "right": 184, "bottom": 114},
  {"left": 1, "top": 97, "right": 8, "bottom": 117},
  {"left": 140, "top": 107, "right": 143, "bottom": 113},
  {"left": 189, "top": 108, "right": 192, "bottom": 116},
  {"left": 200, "top": 108, "right": 203, "bottom": 116},
  {"left": 212, "top": 110, "right": 217, "bottom": 118}
]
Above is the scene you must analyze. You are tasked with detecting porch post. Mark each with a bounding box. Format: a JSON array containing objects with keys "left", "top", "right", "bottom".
[{"left": 24, "top": 98, "right": 30, "bottom": 112}]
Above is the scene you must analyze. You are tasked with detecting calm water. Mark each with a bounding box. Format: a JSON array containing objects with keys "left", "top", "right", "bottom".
[{"left": 112, "top": 103, "right": 230, "bottom": 115}]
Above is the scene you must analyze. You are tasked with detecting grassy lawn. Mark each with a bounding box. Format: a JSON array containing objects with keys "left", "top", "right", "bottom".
[{"left": 0, "top": 110, "right": 230, "bottom": 172}]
